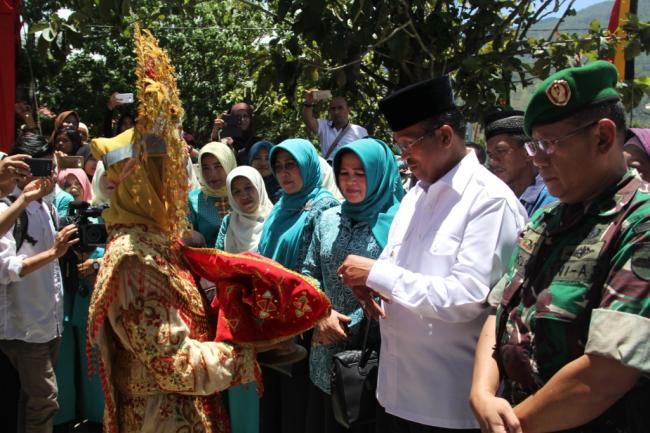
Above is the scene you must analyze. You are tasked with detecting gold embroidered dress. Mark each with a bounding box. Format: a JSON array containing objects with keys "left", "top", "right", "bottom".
[{"left": 86, "top": 26, "right": 257, "bottom": 433}]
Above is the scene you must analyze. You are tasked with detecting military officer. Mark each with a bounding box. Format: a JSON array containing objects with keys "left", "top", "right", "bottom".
[{"left": 470, "top": 60, "right": 650, "bottom": 433}]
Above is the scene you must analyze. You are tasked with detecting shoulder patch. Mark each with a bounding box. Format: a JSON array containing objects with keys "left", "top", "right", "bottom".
[{"left": 630, "top": 243, "right": 650, "bottom": 281}]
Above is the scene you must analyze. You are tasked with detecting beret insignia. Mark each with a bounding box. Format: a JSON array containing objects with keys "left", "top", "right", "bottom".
[{"left": 546, "top": 80, "right": 571, "bottom": 106}]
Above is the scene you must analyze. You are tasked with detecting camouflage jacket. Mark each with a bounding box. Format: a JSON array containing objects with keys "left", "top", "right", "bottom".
[{"left": 490, "top": 170, "right": 650, "bottom": 432}]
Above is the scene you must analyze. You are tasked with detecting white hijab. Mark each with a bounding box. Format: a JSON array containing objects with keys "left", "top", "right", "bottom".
[
  {"left": 91, "top": 161, "right": 111, "bottom": 206},
  {"left": 224, "top": 166, "right": 274, "bottom": 253},
  {"left": 318, "top": 156, "right": 344, "bottom": 201}
]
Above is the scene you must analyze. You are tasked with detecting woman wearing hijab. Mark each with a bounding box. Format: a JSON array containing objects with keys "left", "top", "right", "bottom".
[
  {"left": 49, "top": 110, "right": 82, "bottom": 155},
  {"left": 257, "top": 138, "right": 340, "bottom": 433},
  {"left": 215, "top": 166, "right": 273, "bottom": 252},
  {"left": 301, "top": 138, "right": 404, "bottom": 433},
  {"left": 214, "top": 165, "right": 273, "bottom": 433},
  {"left": 55, "top": 163, "right": 108, "bottom": 429},
  {"left": 57, "top": 168, "right": 93, "bottom": 203},
  {"left": 188, "top": 141, "right": 237, "bottom": 246},
  {"left": 249, "top": 140, "right": 282, "bottom": 204},
  {"left": 212, "top": 102, "right": 261, "bottom": 165}
]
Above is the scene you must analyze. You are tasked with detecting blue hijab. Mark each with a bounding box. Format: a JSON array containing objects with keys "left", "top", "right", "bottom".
[
  {"left": 249, "top": 140, "right": 282, "bottom": 203},
  {"left": 258, "top": 139, "right": 334, "bottom": 270},
  {"left": 333, "top": 138, "right": 404, "bottom": 248}
]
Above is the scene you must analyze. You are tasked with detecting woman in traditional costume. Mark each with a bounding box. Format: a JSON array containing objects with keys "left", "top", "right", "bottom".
[
  {"left": 188, "top": 141, "right": 238, "bottom": 247},
  {"left": 87, "top": 26, "right": 259, "bottom": 433},
  {"left": 301, "top": 138, "right": 404, "bottom": 432},
  {"left": 257, "top": 138, "right": 339, "bottom": 433}
]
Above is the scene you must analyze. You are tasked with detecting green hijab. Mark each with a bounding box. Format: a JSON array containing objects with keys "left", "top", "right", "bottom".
[
  {"left": 333, "top": 138, "right": 404, "bottom": 248},
  {"left": 258, "top": 139, "right": 334, "bottom": 270}
]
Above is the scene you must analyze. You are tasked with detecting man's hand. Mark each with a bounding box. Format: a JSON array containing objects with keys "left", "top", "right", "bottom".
[
  {"left": 0, "top": 154, "right": 31, "bottom": 186},
  {"left": 351, "top": 285, "right": 387, "bottom": 320},
  {"left": 470, "top": 394, "right": 522, "bottom": 433},
  {"left": 313, "top": 309, "right": 351, "bottom": 345},
  {"left": 337, "top": 254, "right": 376, "bottom": 288},
  {"left": 21, "top": 176, "right": 55, "bottom": 203},
  {"left": 107, "top": 92, "right": 123, "bottom": 110},
  {"left": 51, "top": 224, "right": 79, "bottom": 258},
  {"left": 304, "top": 90, "right": 316, "bottom": 105}
]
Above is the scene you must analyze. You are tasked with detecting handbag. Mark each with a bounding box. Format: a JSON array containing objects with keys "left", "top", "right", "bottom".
[{"left": 330, "top": 318, "right": 378, "bottom": 428}]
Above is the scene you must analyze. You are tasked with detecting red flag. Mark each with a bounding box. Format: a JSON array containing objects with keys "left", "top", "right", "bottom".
[{"left": 607, "top": 0, "right": 635, "bottom": 80}]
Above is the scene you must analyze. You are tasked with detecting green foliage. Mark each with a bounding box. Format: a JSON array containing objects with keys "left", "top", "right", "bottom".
[{"left": 16, "top": 0, "right": 650, "bottom": 146}]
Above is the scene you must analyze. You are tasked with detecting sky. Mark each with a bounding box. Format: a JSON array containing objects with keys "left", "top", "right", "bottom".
[{"left": 546, "top": 0, "right": 611, "bottom": 17}]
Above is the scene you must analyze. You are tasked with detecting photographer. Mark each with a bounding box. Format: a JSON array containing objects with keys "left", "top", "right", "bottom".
[
  {"left": 210, "top": 102, "right": 261, "bottom": 164},
  {"left": 0, "top": 161, "right": 78, "bottom": 433},
  {"left": 103, "top": 93, "right": 135, "bottom": 138},
  {"left": 302, "top": 92, "right": 367, "bottom": 162}
]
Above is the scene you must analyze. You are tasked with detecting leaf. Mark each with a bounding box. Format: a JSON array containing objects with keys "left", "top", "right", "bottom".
[
  {"left": 29, "top": 22, "right": 50, "bottom": 34},
  {"left": 42, "top": 28, "right": 55, "bottom": 42}
]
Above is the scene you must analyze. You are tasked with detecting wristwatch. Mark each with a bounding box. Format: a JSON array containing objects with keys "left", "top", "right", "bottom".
[
  {"left": 303, "top": 103, "right": 314, "bottom": 107},
  {"left": 92, "top": 260, "right": 100, "bottom": 271}
]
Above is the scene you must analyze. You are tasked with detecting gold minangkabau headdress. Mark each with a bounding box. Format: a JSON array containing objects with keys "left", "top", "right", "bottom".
[{"left": 132, "top": 23, "right": 189, "bottom": 239}]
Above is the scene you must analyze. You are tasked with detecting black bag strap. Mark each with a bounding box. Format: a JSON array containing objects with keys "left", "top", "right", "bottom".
[
  {"left": 358, "top": 318, "right": 374, "bottom": 368},
  {"left": 324, "top": 123, "right": 351, "bottom": 160},
  {"left": 2, "top": 195, "right": 33, "bottom": 251}
]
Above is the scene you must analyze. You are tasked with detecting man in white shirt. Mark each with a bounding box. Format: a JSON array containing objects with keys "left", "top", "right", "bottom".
[
  {"left": 0, "top": 163, "right": 78, "bottom": 433},
  {"left": 338, "top": 77, "right": 528, "bottom": 432},
  {"left": 302, "top": 92, "right": 368, "bottom": 161}
]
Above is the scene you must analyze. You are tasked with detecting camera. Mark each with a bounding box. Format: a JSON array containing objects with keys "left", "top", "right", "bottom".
[
  {"left": 63, "top": 201, "right": 108, "bottom": 251},
  {"left": 59, "top": 201, "right": 108, "bottom": 296},
  {"left": 222, "top": 114, "right": 242, "bottom": 127}
]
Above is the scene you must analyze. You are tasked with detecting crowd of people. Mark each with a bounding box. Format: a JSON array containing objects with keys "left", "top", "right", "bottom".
[{"left": 1, "top": 26, "right": 650, "bottom": 433}]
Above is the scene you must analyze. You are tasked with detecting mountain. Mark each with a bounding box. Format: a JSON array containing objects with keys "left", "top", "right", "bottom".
[{"left": 511, "top": 1, "right": 650, "bottom": 126}]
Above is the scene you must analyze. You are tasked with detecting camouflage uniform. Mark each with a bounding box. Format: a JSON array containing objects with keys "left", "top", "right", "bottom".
[{"left": 489, "top": 169, "right": 650, "bottom": 432}]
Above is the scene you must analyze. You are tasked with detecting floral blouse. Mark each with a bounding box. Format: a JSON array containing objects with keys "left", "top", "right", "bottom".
[{"left": 301, "top": 206, "right": 383, "bottom": 393}]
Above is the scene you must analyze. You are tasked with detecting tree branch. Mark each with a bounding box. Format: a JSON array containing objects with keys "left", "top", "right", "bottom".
[{"left": 547, "top": 0, "right": 577, "bottom": 41}]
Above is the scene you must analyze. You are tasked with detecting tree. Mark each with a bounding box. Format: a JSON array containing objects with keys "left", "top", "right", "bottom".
[{"left": 16, "top": 0, "right": 650, "bottom": 146}]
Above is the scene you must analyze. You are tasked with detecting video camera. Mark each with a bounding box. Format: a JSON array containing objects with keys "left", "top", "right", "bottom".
[
  {"left": 59, "top": 201, "right": 108, "bottom": 296},
  {"left": 63, "top": 201, "right": 108, "bottom": 252}
]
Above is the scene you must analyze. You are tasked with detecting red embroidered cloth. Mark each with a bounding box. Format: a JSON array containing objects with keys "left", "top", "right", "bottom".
[{"left": 180, "top": 244, "right": 331, "bottom": 346}]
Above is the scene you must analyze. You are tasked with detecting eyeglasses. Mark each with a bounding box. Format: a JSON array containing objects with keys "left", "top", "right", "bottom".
[
  {"left": 395, "top": 125, "right": 441, "bottom": 153},
  {"left": 524, "top": 120, "right": 600, "bottom": 156},
  {"left": 273, "top": 161, "right": 298, "bottom": 173}
]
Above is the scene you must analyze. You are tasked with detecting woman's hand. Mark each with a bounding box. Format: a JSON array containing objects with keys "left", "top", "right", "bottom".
[
  {"left": 213, "top": 115, "right": 225, "bottom": 130},
  {"left": 77, "top": 258, "right": 98, "bottom": 278},
  {"left": 313, "top": 309, "right": 352, "bottom": 345}
]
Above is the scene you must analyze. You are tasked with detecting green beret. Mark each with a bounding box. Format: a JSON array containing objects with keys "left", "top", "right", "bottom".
[{"left": 524, "top": 60, "right": 620, "bottom": 136}]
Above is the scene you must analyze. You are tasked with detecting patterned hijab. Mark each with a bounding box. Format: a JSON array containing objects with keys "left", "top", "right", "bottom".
[
  {"left": 224, "top": 166, "right": 273, "bottom": 253},
  {"left": 333, "top": 138, "right": 404, "bottom": 248},
  {"left": 258, "top": 139, "right": 334, "bottom": 269},
  {"left": 197, "top": 141, "right": 237, "bottom": 197}
]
